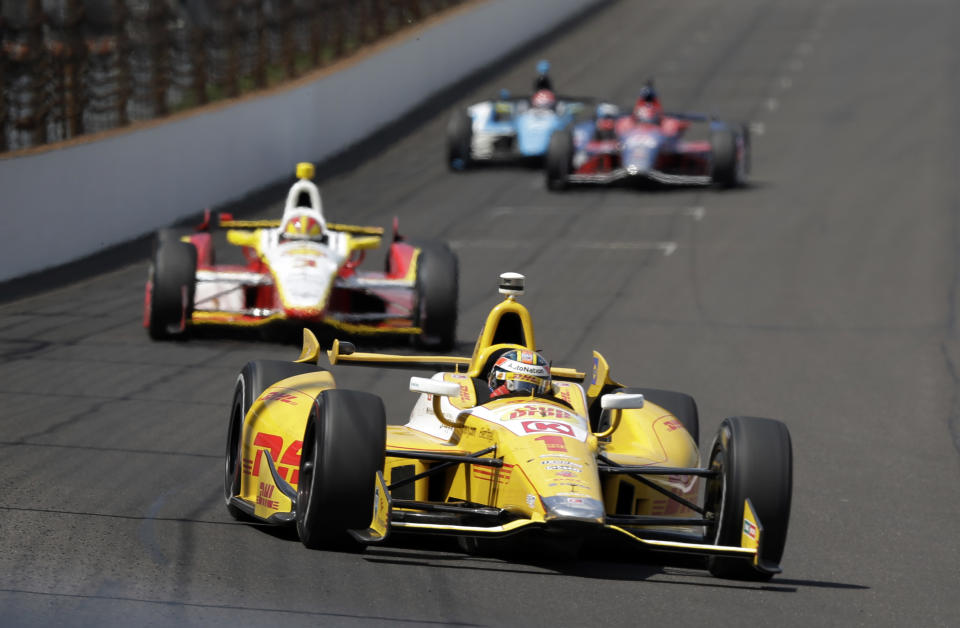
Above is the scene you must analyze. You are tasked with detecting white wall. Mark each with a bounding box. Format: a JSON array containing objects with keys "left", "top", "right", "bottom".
[{"left": 0, "top": 0, "right": 600, "bottom": 282}]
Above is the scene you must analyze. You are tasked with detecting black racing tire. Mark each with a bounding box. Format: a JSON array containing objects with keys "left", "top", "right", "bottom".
[
  {"left": 710, "top": 127, "right": 739, "bottom": 188},
  {"left": 447, "top": 108, "right": 473, "bottom": 171},
  {"left": 705, "top": 416, "right": 793, "bottom": 580},
  {"left": 154, "top": 228, "right": 189, "bottom": 251},
  {"left": 224, "top": 360, "right": 321, "bottom": 521},
  {"left": 410, "top": 240, "right": 459, "bottom": 351},
  {"left": 147, "top": 239, "right": 197, "bottom": 340},
  {"left": 545, "top": 129, "right": 573, "bottom": 191},
  {"left": 296, "top": 389, "right": 387, "bottom": 550},
  {"left": 615, "top": 387, "right": 699, "bottom": 447},
  {"left": 740, "top": 122, "right": 752, "bottom": 176}
]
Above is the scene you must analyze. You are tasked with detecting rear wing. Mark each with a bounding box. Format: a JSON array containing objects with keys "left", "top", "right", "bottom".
[
  {"left": 192, "top": 208, "right": 384, "bottom": 236},
  {"left": 218, "top": 217, "right": 384, "bottom": 236},
  {"left": 325, "top": 339, "right": 585, "bottom": 381}
]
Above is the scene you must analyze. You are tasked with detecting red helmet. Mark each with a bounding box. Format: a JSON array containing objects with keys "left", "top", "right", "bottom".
[{"left": 531, "top": 89, "right": 556, "bottom": 109}]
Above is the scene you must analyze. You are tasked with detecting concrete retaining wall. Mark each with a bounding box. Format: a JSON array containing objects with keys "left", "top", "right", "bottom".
[{"left": 0, "top": 0, "right": 600, "bottom": 282}]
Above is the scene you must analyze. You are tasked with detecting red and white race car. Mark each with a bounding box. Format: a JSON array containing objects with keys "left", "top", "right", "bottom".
[
  {"left": 546, "top": 83, "right": 750, "bottom": 190},
  {"left": 144, "top": 163, "right": 458, "bottom": 349}
]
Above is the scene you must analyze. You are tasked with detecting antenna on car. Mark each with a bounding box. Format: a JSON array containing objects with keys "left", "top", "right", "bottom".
[{"left": 498, "top": 272, "right": 525, "bottom": 297}]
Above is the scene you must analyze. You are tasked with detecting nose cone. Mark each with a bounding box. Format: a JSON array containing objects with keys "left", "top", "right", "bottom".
[{"left": 541, "top": 495, "right": 605, "bottom": 524}]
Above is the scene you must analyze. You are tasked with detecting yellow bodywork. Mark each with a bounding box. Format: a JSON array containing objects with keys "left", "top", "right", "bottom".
[
  {"left": 236, "top": 369, "right": 335, "bottom": 520},
  {"left": 231, "top": 286, "right": 766, "bottom": 570}
]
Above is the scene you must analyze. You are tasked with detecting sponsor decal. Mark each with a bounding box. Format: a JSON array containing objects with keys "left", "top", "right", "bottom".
[
  {"left": 250, "top": 432, "right": 302, "bottom": 485},
  {"left": 522, "top": 421, "right": 575, "bottom": 436},
  {"left": 553, "top": 470, "right": 576, "bottom": 477},
  {"left": 257, "top": 482, "right": 279, "bottom": 509},
  {"left": 743, "top": 519, "right": 758, "bottom": 541},
  {"left": 509, "top": 406, "right": 572, "bottom": 420},
  {"left": 526, "top": 494, "right": 536, "bottom": 509},
  {"left": 540, "top": 459, "right": 580, "bottom": 467},
  {"left": 478, "top": 428, "right": 495, "bottom": 441},
  {"left": 535, "top": 435, "right": 567, "bottom": 452},
  {"left": 591, "top": 356, "right": 599, "bottom": 386},
  {"left": 262, "top": 390, "right": 298, "bottom": 405},
  {"left": 663, "top": 419, "right": 682, "bottom": 432}
]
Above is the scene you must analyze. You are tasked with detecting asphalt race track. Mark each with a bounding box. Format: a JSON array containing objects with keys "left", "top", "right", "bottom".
[{"left": 2, "top": 0, "right": 959, "bottom": 625}]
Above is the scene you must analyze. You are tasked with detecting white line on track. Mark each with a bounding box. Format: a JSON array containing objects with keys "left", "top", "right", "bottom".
[
  {"left": 450, "top": 240, "right": 677, "bottom": 256},
  {"left": 490, "top": 205, "right": 705, "bottom": 218}
]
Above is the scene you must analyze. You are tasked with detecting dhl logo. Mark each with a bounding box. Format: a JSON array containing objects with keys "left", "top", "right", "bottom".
[
  {"left": 509, "top": 405, "right": 572, "bottom": 420},
  {"left": 262, "top": 390, "right": 299, "bottom": 405}
]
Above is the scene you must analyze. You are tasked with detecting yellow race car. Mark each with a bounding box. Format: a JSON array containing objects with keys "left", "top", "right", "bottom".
[{"left": 224, "top": 272, "right": 793, "bottom": 580}]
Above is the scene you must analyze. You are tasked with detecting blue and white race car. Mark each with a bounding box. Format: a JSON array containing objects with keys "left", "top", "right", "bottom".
[{"left": 446, "top": 61, "right": 590, "bottom": 170}]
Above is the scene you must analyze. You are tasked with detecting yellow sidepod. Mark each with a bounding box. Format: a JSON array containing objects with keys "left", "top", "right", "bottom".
[{"left": 600, "top": 402, "right": 702, "bottom": 526}]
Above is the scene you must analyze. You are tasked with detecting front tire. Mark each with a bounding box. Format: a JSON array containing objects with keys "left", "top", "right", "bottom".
[
  {"left": 223, "top": 360, "right": 321, "bottom": 520},
  {"left": 710, "top": 127, "right": 739, "bottom": 188},
  {"left": 545, "top": 130, "right": 573, "bottom": 191},
  {"left": 705, "top": 416, "right": 792, "bottom": 580},
  {"left": 411, "top": 241, "right": 459, "bottom": 351},
  {"left": 146, "top": 239, "right": 197, "bottom": 340},
  {"left": 447, "top": 109, "right": 473, "bottom": 171},
  {"left": 296, "top": 389, "right": 387, "bottom": 550}
]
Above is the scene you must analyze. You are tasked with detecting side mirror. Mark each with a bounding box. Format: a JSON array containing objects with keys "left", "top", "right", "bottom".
[
  {"left": 600, "top": 393, "right": 644, "bottom": 410},
  {"left": 410, "top": 377, "right": 461, "bottom": 397},
  {"left": 410, "top": 377, "right": 462, "bottom": 429},
  {"left": 595, "top": 393, "right": 644, "bottom": 438}
]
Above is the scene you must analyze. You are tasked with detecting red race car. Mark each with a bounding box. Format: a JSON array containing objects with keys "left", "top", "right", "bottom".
[
  {"left": 144, "top": 163, "right": 458, "bottom": 349},
  {"left": 546, "top": 83, "right": 750, "bottom": 190}
]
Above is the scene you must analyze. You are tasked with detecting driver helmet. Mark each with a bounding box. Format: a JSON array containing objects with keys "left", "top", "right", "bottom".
[
  {"left": 488, "top": 349, "right": 552, "bottom": 398},
  {"left": 634, "top": 83, "right": 662, "bottom": 123},
  {"left": 531, "top": 89, "right": 557, "bottom": 110},
  {"left": 595, "top": 103, "right": 620, "bottom": 139},
  {"left": 280, "top": 211, "right": 324, "bottom": 241},
  {"left": 634, "top": 100, "right": 662, "bottom": 124}
]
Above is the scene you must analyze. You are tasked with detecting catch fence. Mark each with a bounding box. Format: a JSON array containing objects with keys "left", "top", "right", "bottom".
[{"left": 0, "top": 0, "right": 464, "bottom": 153}]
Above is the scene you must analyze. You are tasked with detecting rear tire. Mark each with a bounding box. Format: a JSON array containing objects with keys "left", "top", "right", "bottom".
[
  {"left": 545, "top": 130, "right": 573, "bottom": 191},
  {"left": 147, "top": 239, "right": 197, "bottom": 340},
  {"left": 615, "top": 387, "right": 699, "bottom": 446},
  {"left": 224, "top": 360, "right": 322, "bottom": 520},
  {"left": 447, "top": 109, "right": 473, "bottom": 171},
  {"left": 710, "top": 127, "right": 739, "bottom": 188},
  {"left": 296, "top": 389, "right": 387, "bottom": 550},
  {"left": 705, "top": 416, "right": 792, "bottom": 580},
  {"left": 411, "top": 240, "right": 459, "bottom": 351}
]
